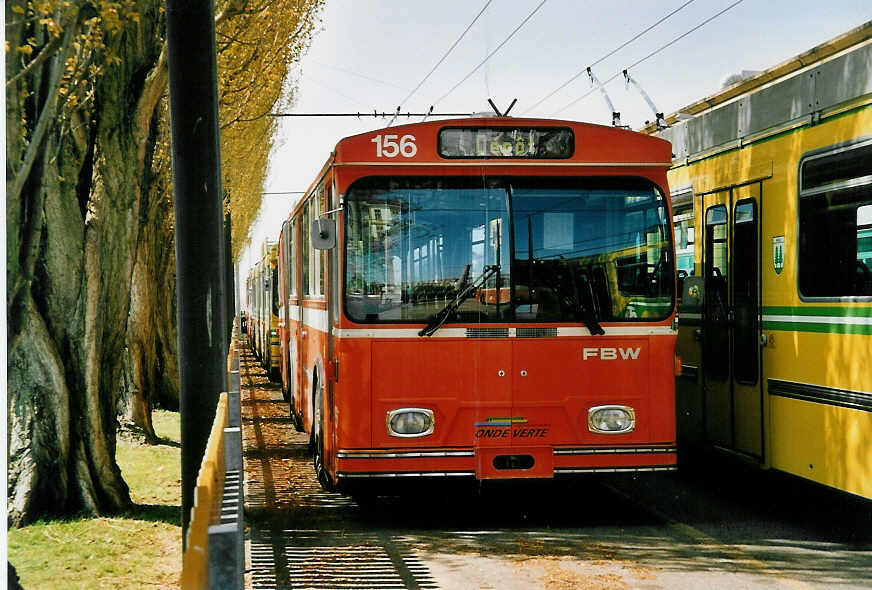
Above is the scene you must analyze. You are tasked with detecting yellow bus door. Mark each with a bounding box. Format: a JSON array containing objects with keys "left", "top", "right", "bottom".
[{"left": 702, "top": 187, "right": 763, "bottom": 459}]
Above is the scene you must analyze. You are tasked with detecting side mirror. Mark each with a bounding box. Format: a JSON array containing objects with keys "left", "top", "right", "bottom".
[{"left": 311, "top": 218, "right": 336, "bottom": 250}]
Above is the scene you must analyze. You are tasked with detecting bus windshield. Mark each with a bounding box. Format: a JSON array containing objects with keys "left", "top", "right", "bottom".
[{"left": 344, "top": 176, "right": 673, "bottom": 324}]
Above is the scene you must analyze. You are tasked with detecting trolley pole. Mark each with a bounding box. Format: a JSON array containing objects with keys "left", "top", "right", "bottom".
[{"left": 165, "top": 0, "right": 228, "bottom": 546}]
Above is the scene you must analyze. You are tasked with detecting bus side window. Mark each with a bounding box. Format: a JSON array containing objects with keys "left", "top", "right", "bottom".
[
  {"left": 857, "top": 204, "right": 872, "bottom": 293},
  {"left": 302, "top": 201, "right": 310, "bottom": 296},
  {"left": 799, "top": 141, "right": 872, "bottom": 298},
  {"left": 317, "top": 186, "right": 326, "bottom": 296},
  {"left": 673, "top": 203, "right": 695, "bottom": 303},
  {"left": 290, "top": 219, "right": 297, "bottom": 297}
]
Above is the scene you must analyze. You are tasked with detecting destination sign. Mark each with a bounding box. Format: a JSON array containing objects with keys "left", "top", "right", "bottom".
[{"left": 438, "top": 127, "right": 574, "bottom": 159}]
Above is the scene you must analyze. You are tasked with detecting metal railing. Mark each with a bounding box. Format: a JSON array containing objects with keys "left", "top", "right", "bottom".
[{"left": 181, "top": 338, "right": 243, "bottom": 590}]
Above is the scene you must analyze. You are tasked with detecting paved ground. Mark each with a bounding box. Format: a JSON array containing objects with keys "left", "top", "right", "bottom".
[{"left": 239, "top": 343, "right": 872, "bottom": 590}]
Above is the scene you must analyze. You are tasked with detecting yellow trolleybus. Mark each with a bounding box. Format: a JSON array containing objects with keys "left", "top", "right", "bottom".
[
  {"left": 248, "top": 240, "right": 281, "bottom": 381},
  {"left": 650, "top": 22, "right": 872, "bottom": 499}
]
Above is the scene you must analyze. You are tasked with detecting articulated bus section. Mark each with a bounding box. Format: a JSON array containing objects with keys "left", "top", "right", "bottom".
[{"left": 651, "top": 24, "right": 872, "bottom": 499}]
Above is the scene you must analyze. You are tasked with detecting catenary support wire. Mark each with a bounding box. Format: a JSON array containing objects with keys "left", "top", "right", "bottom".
[
  {"left": 270, "top": 111, "right": 473, "bottom": 118},
  {"left": 525, "top": 0, "right": 697, "bottom": 115},
  {"left": 433, "top": 0, "right": 549, "bottom": 106},
  {"left": 552, "top": 0, "right": 745, "bottom": 117},
  {"left": 395, "top": 0, "right": 493, "bottom": 111}
]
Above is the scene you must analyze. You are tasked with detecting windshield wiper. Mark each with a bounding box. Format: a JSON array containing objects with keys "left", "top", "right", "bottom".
[
  {"left": 418, "top": 265, "right": 500, "bottom": 337},
  {"left": 571, "top": 270, "right": 605, "bottom": 336},
  {"left": 536, "top": 262, "right": 605, "bottom": 335}
]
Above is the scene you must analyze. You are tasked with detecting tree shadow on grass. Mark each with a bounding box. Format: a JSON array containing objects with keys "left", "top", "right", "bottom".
[
  {"left": 153, "top": 436, "right": 181, "bottom": 449},
  {"left": 118, "top": 422, "right": 181, "bottom": 448},
  {"left": 125, "top": 503, "right": 181, "bottom": 526},
  {"left": 12, "top": 504, "right": 181, "bottom": 528}
]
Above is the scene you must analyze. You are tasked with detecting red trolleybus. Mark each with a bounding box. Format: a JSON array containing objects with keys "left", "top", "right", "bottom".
[{"left": 277, "top": 118, "right": 678, "bottom": 491}]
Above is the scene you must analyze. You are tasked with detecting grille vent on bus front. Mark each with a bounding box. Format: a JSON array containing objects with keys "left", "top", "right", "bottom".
[
  {"left": 466, "top": 328, "right": 509, "bottom": 338},
  {"left": 517, "top": 328, "right": 558, "bottom": 338}
]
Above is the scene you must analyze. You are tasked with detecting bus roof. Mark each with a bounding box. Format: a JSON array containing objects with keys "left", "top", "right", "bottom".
[
  {"left": 642, "top": 20, "right": 872, "bottom": 135},
  {"left": 277, "top": 117, "right": 674, "bottom": 228},
  {"left": 333, "top": 117, "right": 672, "bottom": 167}
]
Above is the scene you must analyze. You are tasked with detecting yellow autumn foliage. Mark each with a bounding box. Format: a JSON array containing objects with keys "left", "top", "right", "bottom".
[
  {"left": 7, "top": 0, "right": 323, "bottom": 261},
  {"left": 216, "top": 0, "right": 325, "bottom": 259}
]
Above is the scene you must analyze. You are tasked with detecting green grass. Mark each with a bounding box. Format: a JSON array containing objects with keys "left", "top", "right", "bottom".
[
  {"left": 118, "top": 410, "right": 183, "bottom": 506},
  {"left": 8, "top": 410, "right": 183, "bottom": 589}
]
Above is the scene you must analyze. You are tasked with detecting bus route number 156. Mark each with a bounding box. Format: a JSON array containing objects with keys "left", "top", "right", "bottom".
[{"left": 371, "top": 134, "right": 417, "bottom": 158}]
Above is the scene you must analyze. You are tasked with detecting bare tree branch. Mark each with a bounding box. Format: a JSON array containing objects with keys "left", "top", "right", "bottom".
[
  {"left": 6, "top": 34, "right": 64, "bottom": 89},
  {"left": 8, "top": 5, "right": 80, "bottom": 232},
  {"left": 135, "top": 43, "right": 168, "bottom": 146}
]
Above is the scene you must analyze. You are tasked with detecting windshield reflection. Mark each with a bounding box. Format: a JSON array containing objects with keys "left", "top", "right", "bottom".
[{"left": 344, "top": 177, "right": 672, "bottom": 324}]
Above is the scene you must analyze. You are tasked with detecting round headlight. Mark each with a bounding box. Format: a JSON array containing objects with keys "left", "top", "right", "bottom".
[
  {"left": 387, "top": 409, "right": 434, "bottom": 437},
  {"left": 588, "top": 405, "right": 635, "bottom": 434}
]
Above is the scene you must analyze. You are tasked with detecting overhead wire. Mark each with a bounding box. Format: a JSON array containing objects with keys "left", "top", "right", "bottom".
[
  {"left": 309, "top": 60, "right": 411, "bottom": 92},
  {"left": 304, "top": 76, "right": 362, "bottom": 106},
  {"left": 524, "top": 0, "right": 697, "bottom": 115},
  {"left": 396, "top": 0, "right": 494, "bottom": 109},
  {"left": 552, "top": 0, "right": 746, "bottom": 117},
  {"left": 270, "top": 111, "right": 473, "bottom": 117},
  {"left": 433, "top": 0, "right": 549, "bottom": 106}
]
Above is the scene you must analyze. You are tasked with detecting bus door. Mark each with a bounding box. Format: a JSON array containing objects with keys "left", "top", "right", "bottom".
[
  {"left": 292, "top": 214, "right": 306, "bottom": 423},
  {"left": 287, "top": 218, "right": 304, "bottom": 417},
  {"left": 701, "top": 185, "right": 763, "bottom": 459},
  {"left": 302, "top": 183, "right": 332, "bottom": 440},
  {"left": 301, "top": 195, "right": 319, "bottom": 431},
  {"left": 673, "top": 198, "right": 704, "bottom": 446}
]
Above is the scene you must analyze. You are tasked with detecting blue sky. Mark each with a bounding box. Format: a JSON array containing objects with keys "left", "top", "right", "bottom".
[{"left": 238, "top": 0, "right": 872, "bottom": 290}]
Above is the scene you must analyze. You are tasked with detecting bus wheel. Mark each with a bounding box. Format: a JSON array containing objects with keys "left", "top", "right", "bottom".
[
  {"left": 286, "top": 358, "right": 304, "bottom": 431},
  {"left": 288, "top": 397, "right": 304, "bottom": 432},
  {"left": 292, "top": 406, "right": 304, "bottom": 433},
  {"left": 312, "top": 391, "right": 335, "bottom": 492},
  {"left": 280, "top": 375, "right": 289, "bottom": 402}
]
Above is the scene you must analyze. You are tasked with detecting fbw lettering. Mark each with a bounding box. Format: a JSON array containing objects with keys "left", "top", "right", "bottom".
[{"left": 582, "top": 347, "right": 641, "bottom": 360}]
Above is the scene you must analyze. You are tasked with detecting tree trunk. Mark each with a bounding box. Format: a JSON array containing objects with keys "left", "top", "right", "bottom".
[
  {"left": 7, "top": 118, "right": 134, "bottom": 523},
  {"left": 7, "top": 0, "right": 166, "bottom": 526},
  {"left": 122, "top": 103, "right": 180, "bottom": 436}
]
